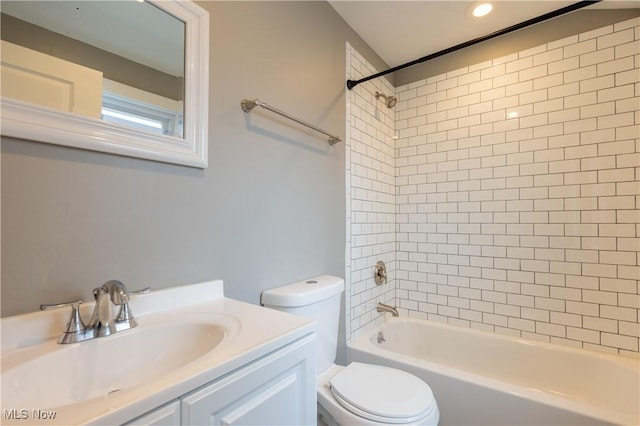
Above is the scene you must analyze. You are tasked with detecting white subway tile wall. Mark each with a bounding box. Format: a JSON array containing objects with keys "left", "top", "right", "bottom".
[
  {"left": 346, "top": 43, "right": 396, "bottom": 341},
  {"left": 394, "top": 18, "right": 639, "bottom": 357},
  {"left": 346, "top": 17, "right": 640, "bottom": 357}
]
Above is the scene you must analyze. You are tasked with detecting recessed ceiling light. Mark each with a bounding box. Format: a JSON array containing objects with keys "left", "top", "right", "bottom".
[{"left": 473, "top": 3, "right": 493, "bottom": 17}]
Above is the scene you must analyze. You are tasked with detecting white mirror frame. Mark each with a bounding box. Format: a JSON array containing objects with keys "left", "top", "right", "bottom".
[{"left": 0, "top": 0, "right": 209, "bottom": 168}]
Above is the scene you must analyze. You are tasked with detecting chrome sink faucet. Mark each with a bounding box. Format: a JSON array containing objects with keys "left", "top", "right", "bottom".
[
  {"left": 90, "top": 280, "right": 134, "bottom": 337},
  {"left": 40, "top": 280, "right": 149, "bottom": 344}
]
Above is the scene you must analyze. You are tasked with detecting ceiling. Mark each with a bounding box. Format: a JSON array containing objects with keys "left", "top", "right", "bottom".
[
  {"left": 329, "top": 0, "right": 638, "bottom": 69},
  {"left": 2, "top": 0, "right": 636, "bottom": 79}
]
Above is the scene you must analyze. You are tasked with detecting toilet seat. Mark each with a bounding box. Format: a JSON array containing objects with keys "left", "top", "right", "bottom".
[{"left": 329, "top": 362, "right": 437, "bottom": 424}]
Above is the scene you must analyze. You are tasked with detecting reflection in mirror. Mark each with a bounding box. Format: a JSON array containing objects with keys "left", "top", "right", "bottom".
[
  {"left": 1, "top": 0, "right": 185, "bottom": 137},
  {"left": 0, "top": 0, "right": 208, "bottom": 168}
]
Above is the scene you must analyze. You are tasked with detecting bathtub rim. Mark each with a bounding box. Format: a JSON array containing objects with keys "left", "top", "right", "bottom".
[{"left": 348, "top": 316, "right": 640, "bottom": 426}]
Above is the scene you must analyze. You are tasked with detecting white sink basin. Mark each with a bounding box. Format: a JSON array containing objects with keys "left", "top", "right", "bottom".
[
  {"left": 0, "top": 280, "right": 315, "bottom": 425},
  {"left": 2, "top": 321, "right": 227, "bottom": 409}
]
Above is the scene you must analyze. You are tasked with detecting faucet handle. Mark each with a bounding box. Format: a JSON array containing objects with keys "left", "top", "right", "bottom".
[
  {"left": 57, "top": 302, "right": 95, "bottom": 344},
  {"left": 40, "top": 299, "right": 84, "bottom": 311},
  {"left": 374, "top": 261, "right": 388, "bottom": 285},
  {"left": 61, "top": 303, "right": 87, "bottom": 333},
  {"left": 115, "top": 303, "right": 138, "bottom": 331},
  {"left": 113, "top": 285, "right": 150, "bottom": 331},
  {"left": 129, "top": 286, "right": 151, "bottom": 296}
]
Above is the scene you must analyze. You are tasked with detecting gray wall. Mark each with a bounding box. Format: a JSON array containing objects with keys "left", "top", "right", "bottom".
[{"left": 1, "top": 1, "right": 387, "bottom": 317}]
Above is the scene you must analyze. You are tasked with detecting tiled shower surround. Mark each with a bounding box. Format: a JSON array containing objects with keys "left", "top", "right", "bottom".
[
  {"left": 346, "top": 43, "right": 397, "bottom": 342},
  {"left": 346, "top": 17, "right": 640, "bottom": 357}
]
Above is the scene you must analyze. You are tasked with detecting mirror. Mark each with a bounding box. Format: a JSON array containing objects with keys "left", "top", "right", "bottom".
[{"left": 0, "top": 0, "right": 209, "bottom": 168}]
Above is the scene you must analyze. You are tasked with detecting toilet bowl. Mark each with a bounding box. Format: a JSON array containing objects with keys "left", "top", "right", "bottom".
[
  {"left": 317, "top": 363, "right": 439, "bottom": 426},
  {"left": 261, "top": 275, "right": 439, "bottom": 426}
]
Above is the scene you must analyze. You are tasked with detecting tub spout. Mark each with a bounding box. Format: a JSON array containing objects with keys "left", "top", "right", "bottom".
[{"left": 377, "top": 303, "right": 399, "bottom": 317}]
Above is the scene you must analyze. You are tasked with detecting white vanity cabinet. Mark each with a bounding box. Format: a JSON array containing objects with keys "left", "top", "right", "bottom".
[
  {"left": 181, "top": 333, "right": 316, "bottom": 425},
  {"left": 125, "top": 401, "right": 181, "bottom": 426},
  {"left": 126, "top": 333, "right": 316, "bottom": 426},
  {"left": 1, "top": 280, "right": 317, "bottom": 426}
]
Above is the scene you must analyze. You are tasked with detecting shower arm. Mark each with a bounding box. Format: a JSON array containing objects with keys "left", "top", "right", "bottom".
[{"left": 241, "top": 99, "right": 341, "bottom": 145}]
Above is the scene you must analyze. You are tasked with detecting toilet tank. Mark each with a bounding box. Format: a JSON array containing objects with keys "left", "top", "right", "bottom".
[{"left": 261, "top": 275, "right": 344, "bottom": 374}]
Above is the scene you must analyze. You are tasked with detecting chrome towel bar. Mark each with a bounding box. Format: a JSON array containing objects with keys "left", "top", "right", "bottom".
[{"left": 241, "top": 99, "right": 341, "bottom": 145}]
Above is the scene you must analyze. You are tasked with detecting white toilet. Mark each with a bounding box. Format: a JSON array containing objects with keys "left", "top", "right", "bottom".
[{"left": 261, "top": 275, "right": 439, "bottom": 426}]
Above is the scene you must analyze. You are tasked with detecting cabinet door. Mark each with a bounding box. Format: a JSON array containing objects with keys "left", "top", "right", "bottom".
[
  {"left": 124, "top": 400, "right": 180, "bottom": 426},
  {"left": 181, "top": 334, "right": 316, "bottom": 426}
]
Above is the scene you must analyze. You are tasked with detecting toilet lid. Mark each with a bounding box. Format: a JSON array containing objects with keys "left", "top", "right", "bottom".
[{"left": 329, "top": 362, "right": 436, "bottom": 423}]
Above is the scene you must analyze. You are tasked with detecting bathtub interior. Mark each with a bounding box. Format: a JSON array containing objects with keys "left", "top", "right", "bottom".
[{"left": 348, "top": 318, "right": 640, "bottom": 426}]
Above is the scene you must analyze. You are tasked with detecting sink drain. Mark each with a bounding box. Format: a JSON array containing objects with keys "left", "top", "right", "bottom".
[{"left": 107, "top": 388, "right": 121, "bottom": 395}]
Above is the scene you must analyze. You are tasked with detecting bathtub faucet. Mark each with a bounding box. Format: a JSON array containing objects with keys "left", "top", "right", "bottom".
[{"left": 377, "top": 303, "right": 399, "bottom": 317}]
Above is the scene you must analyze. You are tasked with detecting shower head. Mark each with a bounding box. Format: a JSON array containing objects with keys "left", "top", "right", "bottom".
[{"left": 375, "top": 91, "right": 397, "bottom": 109}]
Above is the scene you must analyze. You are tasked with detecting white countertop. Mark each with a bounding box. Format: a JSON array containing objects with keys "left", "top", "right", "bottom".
[{"left": 1, "top": 280, "right": 316, "bottom": 425}]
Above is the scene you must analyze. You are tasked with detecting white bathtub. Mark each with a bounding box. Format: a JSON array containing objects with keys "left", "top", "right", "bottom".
[{"left": 348, "top": 317, "right": 640, "bottom": 426}]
